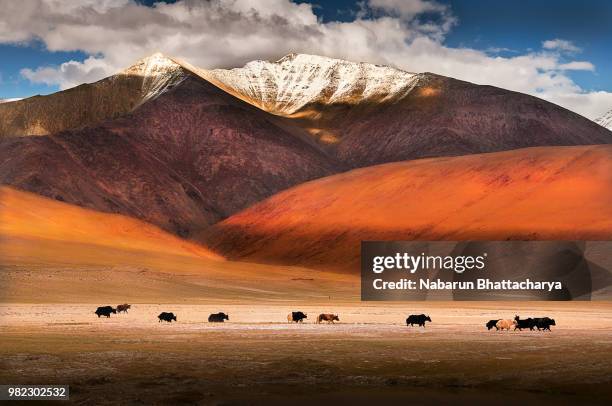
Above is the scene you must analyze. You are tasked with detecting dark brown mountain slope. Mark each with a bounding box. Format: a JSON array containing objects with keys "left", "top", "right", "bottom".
[
  {"left": 0, "top": 75, "right": 339, "bottom": 236},
  {"left": 330, "top": 73, "right": 612, "bottom": 167}
]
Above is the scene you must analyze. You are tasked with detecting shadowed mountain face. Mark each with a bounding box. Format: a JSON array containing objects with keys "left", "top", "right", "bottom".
[
  {"left": 0, "top": 75, "right": 339, "bottom": 236},
  {"left": 211, "top": 54, "right": 612, "bottom": 168},
  {"left": 330, "top": 73, "right": 612, "bottom": 167},
  {"left": 0, "top": 53, "right": 188, "bottom": 139},
  {"left": 204, "top": 145, "right": 612, "bottom": 273},
  {"left": 0, "top": 78, "right": 145, "bottom": 137}
]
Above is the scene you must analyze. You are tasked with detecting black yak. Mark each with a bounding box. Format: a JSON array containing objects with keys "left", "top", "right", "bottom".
[
  {"left": 208, "top": 312, "right": 229, "bottom": 322},
  {"left": 406, "top": 314, "right": 431, "bottom": 327},
  {"left": 158, "top": 312, "right": 177, "bottom": 322},
  {"left": 514, "top": 315, "right": 536, "bottom": 331},
  {"left": 486, "top": 319, "right": 500, "bottom": 330},
  {"left": 534, "top": 317, "right": 556, "bottom": 331},
  {"left": 95, "top": 306, "right": 116, "bottom": 318},
  {"left": 287, "top": 311, "right": 307, "bottom": 323}
]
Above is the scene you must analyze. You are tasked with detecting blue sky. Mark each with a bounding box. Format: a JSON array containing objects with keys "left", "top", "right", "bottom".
[
  {"left": 304, "top": 0, "right": 612, "bottom": 92},
  {"left": 441, "top": 0, "right": 612, "bottom": 92},
  {"left": 0, "top": 44, "right": 87, "bottom": 99},
  {"left": 0, "top": 0, "right": 610, "bottom": 119}
]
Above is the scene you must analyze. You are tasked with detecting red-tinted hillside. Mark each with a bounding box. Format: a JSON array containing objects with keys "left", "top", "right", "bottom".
[{"left": 205, "top": 145, "right": 612, "bottom": 272}]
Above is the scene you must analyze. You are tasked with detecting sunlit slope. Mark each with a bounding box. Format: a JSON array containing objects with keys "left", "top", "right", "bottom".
[
  {"left": 0, "top": 187, "right": 220, "bottom": 260},
  {"left": 0, "top": 187, "right": 358, "bottom": 302},
  {"left": 206, "top": 145, "right": 612, "bottom": 272}
]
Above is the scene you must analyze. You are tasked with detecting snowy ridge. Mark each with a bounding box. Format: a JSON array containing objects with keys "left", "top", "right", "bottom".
[
  {"left": 122, "top": 53, "right": 188, "bottom": 106},
  {"left": 0, "top": 98, "right": 22, "bottom": 104},
  {"left": 595, "top": 109, "right": 612, "bottom": 130},
  {"left": 208, "top": 53, "right": 419, "bottom": 115}
]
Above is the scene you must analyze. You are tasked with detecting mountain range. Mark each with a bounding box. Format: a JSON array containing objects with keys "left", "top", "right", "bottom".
[{"left": 1, "top": 53, "right": 611, "bottom": 276}]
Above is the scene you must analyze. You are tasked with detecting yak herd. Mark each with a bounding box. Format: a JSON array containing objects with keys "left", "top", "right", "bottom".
[
  {"left": 94, "top": 305, "right": 556, "bottom": 331},
  {"left": 486, "top": 315, "right": 556, "bottom": 331}
]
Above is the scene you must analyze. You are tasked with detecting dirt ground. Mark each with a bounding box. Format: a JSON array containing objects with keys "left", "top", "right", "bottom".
[
  {"left": 1, "top": 233, "right": 610, "bottom": 404},
  {"left": 1, "top": 301, "right": 611, "bottom": 405}
]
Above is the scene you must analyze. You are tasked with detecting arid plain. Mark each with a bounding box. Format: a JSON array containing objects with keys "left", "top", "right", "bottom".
[{"left": 1, "top": 301, "right": 611, "bottom": 405}]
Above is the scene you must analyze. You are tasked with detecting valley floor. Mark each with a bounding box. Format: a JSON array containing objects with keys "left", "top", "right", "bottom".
[{"left": 1, "top": 302, "right": 611, "bottom": 405}]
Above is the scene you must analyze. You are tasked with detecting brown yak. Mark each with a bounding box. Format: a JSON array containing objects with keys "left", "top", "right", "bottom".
[
  {"left": 117, "top": 304, "right": 131, "bottom": 314},
  {"left": 316, "top": 314, "right": 339, "bottom": 324},
  {"left": 496, "top": 319, "right": 517, "bottom": 331}
]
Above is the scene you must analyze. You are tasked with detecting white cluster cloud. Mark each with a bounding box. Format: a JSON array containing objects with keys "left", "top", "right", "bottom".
[
  {"left": 1, "top": 0, "right": 611, "bottom": 120},
  {"left": 542, "top": 39, "right": 581, "bottom": 54},
  {"left": 558, "top": 61, "right": 594, "bottom": 71},
  {"left": 21, "top": 57, "right": 112, "bottom": 88}
]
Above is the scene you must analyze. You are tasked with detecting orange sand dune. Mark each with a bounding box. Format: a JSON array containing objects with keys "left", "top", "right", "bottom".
[
  {"left": 206, "top": 145, "right": 612, "bottom": 272},
  {"left": 0, "top": 187, "right": 221, "bottom": 260}
]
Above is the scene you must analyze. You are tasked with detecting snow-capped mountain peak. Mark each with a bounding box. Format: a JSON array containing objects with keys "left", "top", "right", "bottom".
[
  {"left": 122, "top": 52, "right": 187, "bottom": 105},
  {"left": 595, "top": 109, "right": 612, "bottom": 130},
  {"left": 208, "top": 53, "right": 419, "bottom": 115},
  {"left": 122, "top": 52, "right": 181, "bottom": 75}
]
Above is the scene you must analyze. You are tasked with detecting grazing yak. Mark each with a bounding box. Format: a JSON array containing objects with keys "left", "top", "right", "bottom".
[
  {"left": 316, "top": 313, "right": 339, "bottom": 324},
  {"left": 534, "top": 317, "right": 556, "bottom": 331},
  {"left": 496, "top": 319, "right": 517, "bottom": 331},
  {"left": 486, "top": 319, "right": 500, "bottom": 330},
  {"left": 117, "top": 304, "right": 131, "bottom": 314},
  {"left": 158, "top": 312, "right": 177, "bottom": 322},
  {"left": 95, "top": 306, "right": 117, "bottom": 318},
  {"left": 406, "top": 314, "right": 431, "bottom": 327},
  {"left": 514, "top": 315, "right": 536, "bottom": 331},
  {"left": 287, "top": 311, "right": 307, "bottom": 323},
  {"left": 208, "top": 312, "right": 229, "bottom": 323}
]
